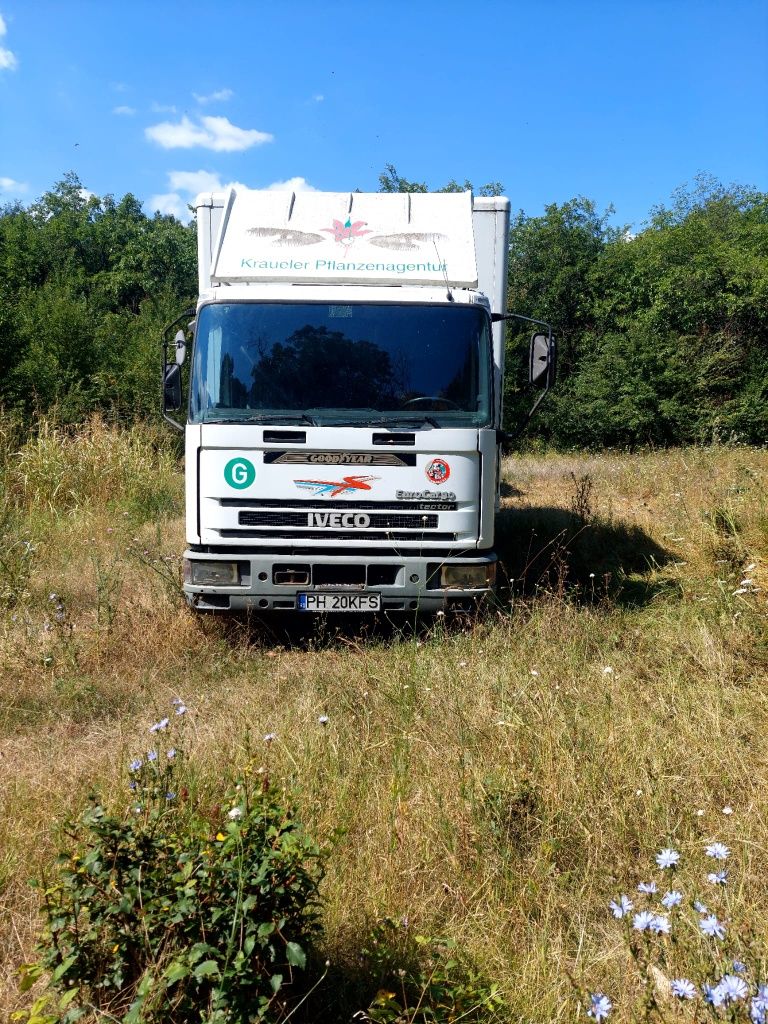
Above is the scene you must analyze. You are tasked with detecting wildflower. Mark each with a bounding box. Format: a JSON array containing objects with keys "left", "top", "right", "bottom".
[
  {"left": 167, "top": 748, "right": 176, "bottom": 760},
  {"left": 227, "top": 807, "right": 243, "bottom": 820},
  {"left": 150, "top": 717, "right": 170, "bottom": 733},
  {"left": 637, "top": 881, "right": 657, "bottom": 894},
  {"left": 171, "top": 697, "right": 184, "bottom": 705},
  {"left": 693, "top": 900, "right": 709, "bottom": 914},
  {"left": 733, "top": 961, "right": 747, "bottom": 974},
  {"left": 705, "top": 842, "right": 730, "bottom": 860},
  {"left": 719, "top": 975, "right": 749, "bottom": 1003},
  {"left": 587, "top": 992, "right": 612, "bottom": 1021},
  {"left": 264, "top": 733, "right": 276, "bottom": 744},
  {"left": 696, "top": 808, "right": 705, "bottom": 816},
  {"left": 751, "top": 986, "right": 768, "bottom": 1024},
  {"left": 147, "top": 750, "right": 158, "bottom": 762},
  {"left": 661, "top": 890, "right": 683, "bottom": 909},
  {"left": 48, "top": 593, "right": 58, "bottom": 602},
  {"left": 722, "top": 805, "right": 733, "bottom": 815},
  {"left": 708, "top": 870, "right": 728, "bottom": 885},
  {"left": 700, "top": 914, "right": 726, "bottom": 939},
  {"left": 318, "top": 715, "right": 329, "bottom": 725},
  {"left": 703, "top": 982, "right": 725, "bottom": 1007},
  {"left": 133, "top": 805, "right": 143, "bottom": 814},
  {"left": 129, "top": 758, "right": 143, "bottom": 772},
  {"left": 602, "top": 666, "right": 614, "bottom": 675},
  {"left": 215, "top": 831, "right": 226, "bottom": 841},
  {"left": 175, "top": 704, "right": 187, "bottom": 716},
  {"left": 129, "top": 781, "right": 137, "bottom": 791},
  {"left": 632, "top": 911, "right": 655, "bottom": 931},
  {"left": 650, "top": 914, "right": 671, "bottom": 934},
  {"left": 609, "top": 895, "right": 633, "bottom": 918},
  {"left": 670, "top": 979, "right": 696, "bottom": 999},
  {"left": 656, "top": 848, "right": 680, "bottom": 869},
  {"left": 165, "top": 792, "right": 175, "bottom": 801}
]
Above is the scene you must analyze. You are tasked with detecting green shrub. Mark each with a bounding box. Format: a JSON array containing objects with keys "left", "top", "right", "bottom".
[
  {"left": 359, "top": 919, "right": 505, "bottom": 1023},
  {"left": 20, "top": 709, "right": 325, "bottom": 1023}
]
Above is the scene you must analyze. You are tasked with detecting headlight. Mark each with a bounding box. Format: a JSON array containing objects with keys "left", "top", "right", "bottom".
[
  {"left": 185, "top": 560, "right": 239, "bottom": 586},
  {"left": 441, "top": 563, "right": 496, "bottom": 589}
]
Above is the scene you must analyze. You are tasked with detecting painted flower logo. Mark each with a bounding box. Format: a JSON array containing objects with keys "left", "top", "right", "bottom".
[{"left": 322, "top": 217, "right": 371, "bottom": 248}]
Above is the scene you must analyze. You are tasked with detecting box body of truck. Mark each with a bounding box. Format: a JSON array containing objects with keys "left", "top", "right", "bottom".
[{"left": 169, "top": 188, "right": 530, "bottom": 614}]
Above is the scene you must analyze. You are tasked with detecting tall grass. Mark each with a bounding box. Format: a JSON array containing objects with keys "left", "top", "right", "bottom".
[{"left": 1, "top": 415, "right": 767, "bottom": 1021}]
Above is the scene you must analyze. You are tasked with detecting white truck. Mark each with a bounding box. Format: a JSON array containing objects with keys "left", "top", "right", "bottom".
[{"left": 163, "top": 188, "right": 554, "bottom": 614}]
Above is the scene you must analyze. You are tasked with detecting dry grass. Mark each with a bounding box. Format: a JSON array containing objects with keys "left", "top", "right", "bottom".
[{"left": 1, "top": 421, "right": 767, "bottom": 1020}]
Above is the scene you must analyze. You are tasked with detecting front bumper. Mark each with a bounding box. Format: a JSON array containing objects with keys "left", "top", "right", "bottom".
[{"left": 183, "top": 549, "right": 496, "bottom": 613}]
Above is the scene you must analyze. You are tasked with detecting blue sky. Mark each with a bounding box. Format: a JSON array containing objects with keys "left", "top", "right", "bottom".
[{"left": 0, "top": 0, "right": 766, "bottom": 229}]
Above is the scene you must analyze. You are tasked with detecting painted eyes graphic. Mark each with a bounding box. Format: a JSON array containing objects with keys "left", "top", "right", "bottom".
[{"left": 248, "top": 224, "right": 447, "bottom": 251}]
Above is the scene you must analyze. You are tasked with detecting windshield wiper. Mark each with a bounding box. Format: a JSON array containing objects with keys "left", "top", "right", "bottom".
[
  {"left": 318, "top": 415, "right": 441, "bottom": 429},
  {"left": 204, "top": 412, "right": 318, "bottom": 426},
  {"left": 369, "top": 416, "right": 441, "bottom": 429}
]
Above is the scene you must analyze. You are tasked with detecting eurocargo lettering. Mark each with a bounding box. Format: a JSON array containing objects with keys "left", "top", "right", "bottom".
[{"left": 162, "top": 187, "right": 555, "bottom": 614}]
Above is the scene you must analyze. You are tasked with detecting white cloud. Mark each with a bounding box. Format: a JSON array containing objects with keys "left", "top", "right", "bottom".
[
  {"left": 145, "top": 115, "right": 273, "bottom": 152},
  {"left": 312, "top": 94, "right": 324, "bottom": 103},
  {"left": 0, "top": 175, "right": 28, "bottom": 194},
  {"left": 151, "top": 102, "right": 177, "bottom": 114},
  {"left": 0, "top": 12, "right": 18, "bottom": 71},
  {"left": 113, "top": 105, "right": 136, "bottom": 116},
  {"left": 145, "top": 171, "right": 316, "bottom": 224},
  {"left": 266, "top": 177, "right": 317, "bottom": 192},
  {"left": 146, "top": 192, "right": 191, "bottom": 221},
  {"left": 193, "top": 88, "right": 234, "bottom": 105}
]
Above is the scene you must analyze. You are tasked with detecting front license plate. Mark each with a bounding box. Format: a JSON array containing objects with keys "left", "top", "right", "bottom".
[{"left": 297, "top": 592, "right": 381, "bottom": 612}]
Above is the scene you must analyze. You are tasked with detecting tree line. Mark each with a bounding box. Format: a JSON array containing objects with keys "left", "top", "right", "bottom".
[{"left": 0, "top": 168, "right": 765, "bottom": 446}]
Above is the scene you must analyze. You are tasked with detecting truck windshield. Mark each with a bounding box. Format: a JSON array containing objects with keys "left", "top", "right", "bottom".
[{"left": 190, "top": 302, "right": 491, "bottom": 427}]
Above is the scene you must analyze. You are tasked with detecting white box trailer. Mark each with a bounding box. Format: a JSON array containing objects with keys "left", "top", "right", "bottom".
[{"left": 163, "top": 188, "right": 554, "bottom": 614}]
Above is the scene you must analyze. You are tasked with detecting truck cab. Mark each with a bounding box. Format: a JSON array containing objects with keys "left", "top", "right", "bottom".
[{"left": 164, "top": 189, "right": 553, "bottom": 614}]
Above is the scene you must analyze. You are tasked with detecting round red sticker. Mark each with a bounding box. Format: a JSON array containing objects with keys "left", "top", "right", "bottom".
[{"left": 425, "top": 458, "right": 450, "bottom": 485}]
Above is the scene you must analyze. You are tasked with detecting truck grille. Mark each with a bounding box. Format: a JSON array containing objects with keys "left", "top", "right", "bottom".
[{"left": 238, "top": 511, "right": 438, "bottom": 529}]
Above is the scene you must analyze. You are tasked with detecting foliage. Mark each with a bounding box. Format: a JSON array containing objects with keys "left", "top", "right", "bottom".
[
  {"left": 0, "top": 173, "right": 195, "bottom": 423},
  {"left": 514, "top": 176, "right": 768, "bottom": 446},
  {"left": 19, "top": 711, "right": 325, "bottom": 1023},
  {"left": 358, "top": 919, "right": 505, "bottom": 1023}
]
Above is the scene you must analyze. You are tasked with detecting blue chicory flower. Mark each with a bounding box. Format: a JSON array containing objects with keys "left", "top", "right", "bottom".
[
  {"left": 129, "top": 758, "right": 143, "bottom": 772},
  {"left": 650, "top": 914, "right": 671, "bottom": 934},
  {"left": 632, "top": 911, "right": 655, "bottom": 931},
  {"left": 150, "top": 717, "right": 170, "bottom": 733},
  {"left": 751, "top": 986, "right": 768, "bottom": 1024},
  {"left": 655, "top": 848, "right": 680, "bottom": 869},
  {"left": 705, "top": 842, "right": 730, "bottom": 860},
  {"left": 587, "top": 993, "right": 612, "bottom": 1021},
  {"left": 609, "top": 895, "right": 633, "bottom": 918},
  {"left": 693, "top": 900, "right": 709, "bottom": 914},
  {"left": 719, "top": 975, "right": 749, "bottom": 1003},
  {"left": 637, "top": 881, "right": 657, "bottom": 894},
  {"left": 661, "top": 890, "right": 683, "bottom": 909},
  {"left": 147, "top": 750, "right": 158, "bottom": 762},
  {"left": 700, "top": 914, "right": 726, "bottom": 940},
  {"left": 703, "top": 982, "right": 725, "bottom": 1007},
  {"left": 708, "top": 870, "right": 728, "bottom": 885},
  {"left": 670, "top": 979, "right": 696, "bottom": 999}
]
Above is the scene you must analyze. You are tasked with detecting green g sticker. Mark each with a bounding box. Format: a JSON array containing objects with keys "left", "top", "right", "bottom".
[{"left": 224, "top": 457, "right": 256, "bottom": 489}]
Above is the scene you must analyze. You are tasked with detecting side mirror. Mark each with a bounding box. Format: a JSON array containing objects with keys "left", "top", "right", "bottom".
[
  {"left": 174, "top": 329, "right": 187, "bottom": 366},
  {"left": 529, "top": 331, "right": 556, "bottom": 389},
  {"left": 164, "top": 363, "right": 182, "bottom": 412}
]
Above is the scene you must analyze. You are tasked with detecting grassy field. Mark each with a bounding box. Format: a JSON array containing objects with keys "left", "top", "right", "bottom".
[{"left": 1, "top": 417, "right": 767, "bottom": 1021}]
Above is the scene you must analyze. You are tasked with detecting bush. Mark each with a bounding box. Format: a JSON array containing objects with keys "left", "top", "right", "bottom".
[{"left": 19, "top": 708, "right": 325, "bottom": 1023}]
